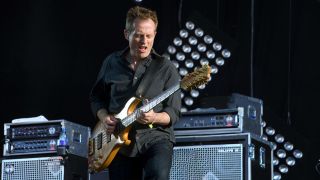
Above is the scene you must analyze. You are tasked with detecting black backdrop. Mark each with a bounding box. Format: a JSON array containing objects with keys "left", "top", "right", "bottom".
[{"left": 1, "top": 0, "right": 320, "bottom": 179}]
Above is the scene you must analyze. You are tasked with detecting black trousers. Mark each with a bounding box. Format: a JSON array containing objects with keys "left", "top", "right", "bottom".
[{"left": 108, "top": 139, "right": 173, "bottom": 180}]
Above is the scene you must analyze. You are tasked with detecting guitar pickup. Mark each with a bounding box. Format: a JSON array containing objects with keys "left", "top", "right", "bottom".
[
  {"left": 88, "top": 138, "right": 95, "bottom": 156},
  {"left": 97, "top": 133, "right": 102, "bottom": 150}
]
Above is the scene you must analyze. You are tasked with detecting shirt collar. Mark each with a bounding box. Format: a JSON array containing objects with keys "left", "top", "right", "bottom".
[{"left": 118, "top": 47, "right": 160, "bottom": 67}]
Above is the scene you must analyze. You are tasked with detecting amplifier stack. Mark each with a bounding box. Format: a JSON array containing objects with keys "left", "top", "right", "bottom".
[
  {"left": 1, "top": 119, "right": 91, "bottom": 180},
  {"left": 171, "top": 93, "right": 273, "bottom": 180}
]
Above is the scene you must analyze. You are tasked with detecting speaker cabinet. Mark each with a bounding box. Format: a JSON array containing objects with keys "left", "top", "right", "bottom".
[
  {"left": 1, "top": 154, "right": 88, "bottom": 180},
  {"left": 170, "top": 133, "right": 273, "bottom": 180}
]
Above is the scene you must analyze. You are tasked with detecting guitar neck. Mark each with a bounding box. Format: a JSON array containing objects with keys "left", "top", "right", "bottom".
[{"left": 122, "top": 82, "right": 180, "bottom": 127}]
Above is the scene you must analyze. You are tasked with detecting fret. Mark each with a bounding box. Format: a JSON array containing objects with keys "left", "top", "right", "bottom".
[{"left": 122, "top": 113, "right": 133, "bottom": 127}]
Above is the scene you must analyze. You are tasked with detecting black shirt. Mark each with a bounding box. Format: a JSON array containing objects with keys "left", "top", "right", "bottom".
[{"left": 89, "top": 48, "right": 181, "bottom": 156}]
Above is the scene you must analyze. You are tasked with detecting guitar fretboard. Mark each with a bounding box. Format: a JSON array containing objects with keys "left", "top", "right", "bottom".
[{"left": 121, "top": 83, "right": 180, "bottom": 127}]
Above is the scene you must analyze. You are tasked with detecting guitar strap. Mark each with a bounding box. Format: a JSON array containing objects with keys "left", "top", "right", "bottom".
[{"left": 136, "top": 56, "right": 164, "bottom": 99}]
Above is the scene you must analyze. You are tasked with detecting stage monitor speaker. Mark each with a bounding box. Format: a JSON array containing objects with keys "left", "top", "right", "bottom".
[
  {"left": 1, "top": 154, "right": 88, "bottom": 180},
  {"left": 170, "top": 133, "right": 273, "bottom": 180}
]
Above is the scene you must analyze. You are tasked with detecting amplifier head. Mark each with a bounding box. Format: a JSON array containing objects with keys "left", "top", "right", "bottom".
[{"left": 3, "top": 119, "right": 91, "bottom": 158}]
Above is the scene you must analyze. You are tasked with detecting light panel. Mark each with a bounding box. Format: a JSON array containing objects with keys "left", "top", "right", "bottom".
[
  {"left": 262, "top": 121, "right": 303, "bottom": 180},
  {"left": 165, "top": 19, "right": 233, "bottom": 111}
]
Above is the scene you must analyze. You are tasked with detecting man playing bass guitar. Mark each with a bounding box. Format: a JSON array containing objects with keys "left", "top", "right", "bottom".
[{"left": 89, "top": 6, "right": 181, "bottom": 180}]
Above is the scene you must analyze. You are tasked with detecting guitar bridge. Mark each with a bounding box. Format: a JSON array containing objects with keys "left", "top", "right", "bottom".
[{"left": 107, "top": 133, "right": 111, "bottom": 143}]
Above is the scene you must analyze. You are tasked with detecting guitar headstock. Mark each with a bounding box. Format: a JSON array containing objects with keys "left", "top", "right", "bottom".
[{"left": 180, "top": 64, "right": 211, "bottom": 91}]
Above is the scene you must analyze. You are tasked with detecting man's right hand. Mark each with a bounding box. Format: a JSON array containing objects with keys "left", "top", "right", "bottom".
[
  {"left": 97, "top": 109, "right": 118, "bottom": 134},
  {"left": 102, "top": 115, "right": 118, "bottom": 134}
]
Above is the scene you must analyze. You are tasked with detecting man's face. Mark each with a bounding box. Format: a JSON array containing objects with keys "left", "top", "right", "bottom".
[{"left": 125, "top": 18, "right": 157, "bottom": 60}]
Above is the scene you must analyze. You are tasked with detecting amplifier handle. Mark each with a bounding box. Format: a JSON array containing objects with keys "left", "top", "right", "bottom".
[
  {"left": 259, "top": 147, "right": 266, "bottom": 168},
  {"left": 248, "top": 143, "right": 255, "bottom": 160}
]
